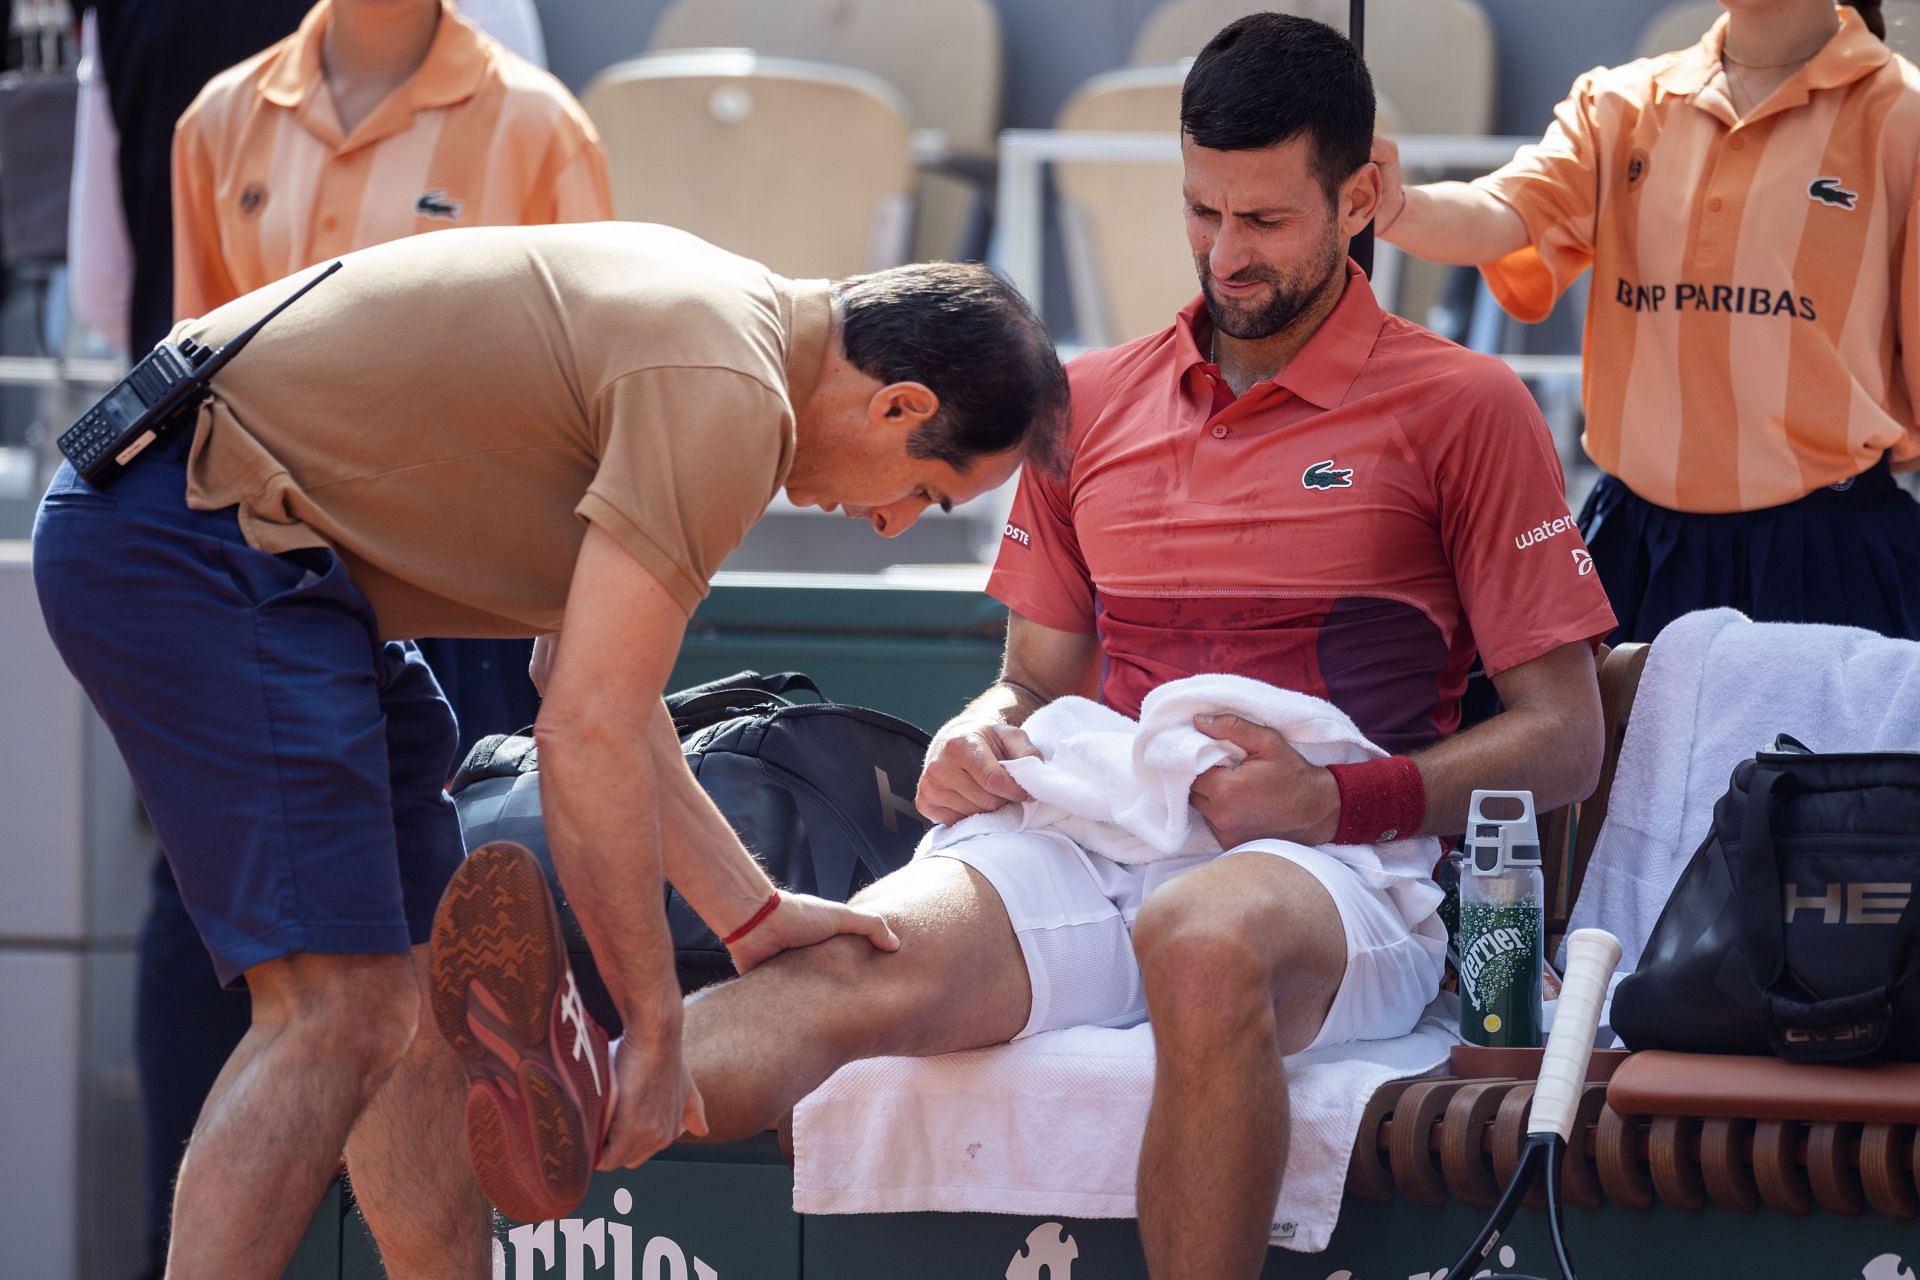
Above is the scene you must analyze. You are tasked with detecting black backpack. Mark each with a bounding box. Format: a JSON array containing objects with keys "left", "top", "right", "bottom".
[{"left": 448, "top": 671, "right": 933, "bottom": 1035}]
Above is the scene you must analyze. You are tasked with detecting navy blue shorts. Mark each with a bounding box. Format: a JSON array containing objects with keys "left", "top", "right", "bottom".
[
  {"left": 32, "top": 437, "right": 465, "bottom": 987},
  {"left": 1578, "top": 456, "right": 1920, "bottom": 645}
]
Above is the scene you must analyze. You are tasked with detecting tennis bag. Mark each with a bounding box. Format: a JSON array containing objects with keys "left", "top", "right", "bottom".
[
  {"left": 1612, "top": 734, "right": 1920, "bottom": 1063},
  {"left": 447, "top": 670, "right": 933, "bottom": 1036}
]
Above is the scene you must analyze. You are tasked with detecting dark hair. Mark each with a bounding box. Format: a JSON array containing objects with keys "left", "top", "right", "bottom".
[
  {"left": 1842, "top": 0, "right": 1887, "bottom": 39},
  {"left": 1180, "top": 12, "right": 1375, "bottom": 201},
  {"left": 834, "top": 262, "right": 1069, "bottom": 477}
]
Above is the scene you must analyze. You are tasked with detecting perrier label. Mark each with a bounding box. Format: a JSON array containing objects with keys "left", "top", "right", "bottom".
[{"left": 1457, "top": 900, "right": 1544, "bottom": 1047}]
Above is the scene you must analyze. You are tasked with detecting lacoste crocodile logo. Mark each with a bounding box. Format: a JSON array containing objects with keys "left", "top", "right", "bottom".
[
  {"left": 1302, "top": 459, "right": 1353, "bottom": 490},
  {"left": 1809, "top": 177, "right": 1858, "bottom": 210},
  {"left": 415, "top": 188, "right": 463, "bottom": 220}
]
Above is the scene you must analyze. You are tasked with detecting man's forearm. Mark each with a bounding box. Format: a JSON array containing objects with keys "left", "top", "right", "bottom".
[
  {"left": 642, "top": 702, "right": 781, "bottom": 937},
  {"left": 537, "top": 712, "right": 680, "bottom": 1032},
  {"left": 1407, "top": 700, "right": 1602, "bottom": 838},
  {"left": 943, "top": 676, "right": 1050, "bottom": 735},
  {"left": 1381, "top": 181, "right": 1530, "bottom": 266}
]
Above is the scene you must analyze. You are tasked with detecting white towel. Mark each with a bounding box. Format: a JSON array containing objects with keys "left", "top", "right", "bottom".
[
  {"left": 801, "top": 675, "right": 1452, "bottom": 1253},
  {"left": 791, "top": 1007, "right": 1457, "bottom": 1254},
  {"left": 1565, "top": 609, "right": 1920, "bottom": 975},
  {"left": 921, "top": 674, "right": 1436, "bottom": 888}
]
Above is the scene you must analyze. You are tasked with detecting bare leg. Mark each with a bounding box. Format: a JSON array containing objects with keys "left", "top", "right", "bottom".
[
  {"left": 1131, "top": 855, "right": 1346, "bottom": 1280},
  {"left": 684, "top": 857, "right": 1031, "bottom": 1141},
  {"left": 165, "top": 952, "right": 419, "bottom": 1279},
  {"left": 345, "top": 944, "right": 492, "bottom": 1278}
]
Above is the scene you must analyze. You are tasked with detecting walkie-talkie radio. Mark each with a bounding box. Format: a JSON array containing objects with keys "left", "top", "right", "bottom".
[{"left": 58, "top": 260, "right": 343, "bottom": 487}]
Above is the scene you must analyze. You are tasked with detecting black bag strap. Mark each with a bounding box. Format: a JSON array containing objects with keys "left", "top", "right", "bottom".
[
  {"left": 666, "top": 670, "right": 823, "bottom": 708},
  {"left": 1736, "top": 761, "right": 1793, "bottom": 993},
  {"left": 665, "top": 670, "right": 825, "bottom": 735}
]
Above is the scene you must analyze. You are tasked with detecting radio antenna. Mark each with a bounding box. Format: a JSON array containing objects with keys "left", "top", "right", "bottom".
[{"left": 196, "top": 260, "right": 343, "bottom": 380}]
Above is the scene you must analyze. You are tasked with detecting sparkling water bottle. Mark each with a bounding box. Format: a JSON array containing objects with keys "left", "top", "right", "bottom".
[{"left": 1458, "top": 790, "right": 1545, "bottom": 1047}]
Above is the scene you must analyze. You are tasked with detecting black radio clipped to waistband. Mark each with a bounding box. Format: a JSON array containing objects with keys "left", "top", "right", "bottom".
[{"left": 57, "top": 260, "right": 342, "bottom": 487}]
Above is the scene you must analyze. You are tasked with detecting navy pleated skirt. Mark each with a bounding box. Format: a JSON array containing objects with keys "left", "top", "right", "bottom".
[{"left": 1577, "top": 456, "right": 1920, "bottom": 644}]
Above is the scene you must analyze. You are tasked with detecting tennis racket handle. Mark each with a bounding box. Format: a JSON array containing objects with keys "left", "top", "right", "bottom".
[{"left": 1527, "top": 927, "right": 1623, "bottom": 1140}]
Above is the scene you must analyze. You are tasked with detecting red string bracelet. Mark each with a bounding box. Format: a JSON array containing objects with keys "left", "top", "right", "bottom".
[{"left": 720, "top": 890, "right": 782, "bottom": 946}]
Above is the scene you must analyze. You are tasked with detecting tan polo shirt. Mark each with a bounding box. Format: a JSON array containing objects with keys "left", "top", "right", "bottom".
[
  {"left": 1474, "top": 8, "right": 1920, "bottom": 512},
  {"left": 172, "top": 0, "right": 611, "bottom": 322},
  {"left": 176, "top": 223, "right": 830, "bottom": 640}
]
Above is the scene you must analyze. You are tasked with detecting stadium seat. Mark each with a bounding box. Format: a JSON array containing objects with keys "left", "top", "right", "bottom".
[
  {"left": 1051, "top": 65, "right": 1192, "bottom": 347},
  {"left": 581, "top": 50, "right": 914, "bottom": 279},
  {"left": 647, "top": 0, "right": 1000, "bottom": 260}
]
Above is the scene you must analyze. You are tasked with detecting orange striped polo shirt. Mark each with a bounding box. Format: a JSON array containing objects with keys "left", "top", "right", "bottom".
[
  {"left": 1474, "top": 8, "right": 1920, "bottom": 513},
  {"left": 171, "top": 0, "right": 610, "bottom": 321}
]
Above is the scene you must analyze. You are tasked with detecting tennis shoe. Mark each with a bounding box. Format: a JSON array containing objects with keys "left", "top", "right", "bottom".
[{"left": 429, "top": 840, "right": 614, "bottom": 1222}]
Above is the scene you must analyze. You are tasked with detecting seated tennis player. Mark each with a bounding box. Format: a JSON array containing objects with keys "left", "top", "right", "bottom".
[{"left": 429, "top": 16, "right": 1614, "bottom": 1280}]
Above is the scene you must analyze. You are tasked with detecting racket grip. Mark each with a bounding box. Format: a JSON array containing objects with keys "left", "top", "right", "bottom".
[{"left": 1527, "top": 927, "right": 1622, "bottom": 1140}]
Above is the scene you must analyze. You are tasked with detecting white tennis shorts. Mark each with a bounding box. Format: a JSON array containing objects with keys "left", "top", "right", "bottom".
[{"left": 926, "top": 832, "right": 1447, "bottom": 1051}]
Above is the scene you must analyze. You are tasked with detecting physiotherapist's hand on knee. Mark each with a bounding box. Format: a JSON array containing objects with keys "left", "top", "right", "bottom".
[
  {"left": 598, "top": 1022, "right": 708, "bottom": 1170},
  {"left": 1189, "top": 714, "right": 1341, "bottom": 848},
  {"left": 917, "top": 723, "right": 1038, "bottom": 826},
  {"left": 726, "top": 891, "right": 902, "bottom": 974}
]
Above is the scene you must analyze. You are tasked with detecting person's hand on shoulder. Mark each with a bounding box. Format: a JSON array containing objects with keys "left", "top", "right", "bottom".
[
  {"left": 1188, "top": 713, "right": 1341, "bottom": 848},
  {"left": 916, "top": 721, "right": 1039, "bottom": 826}
]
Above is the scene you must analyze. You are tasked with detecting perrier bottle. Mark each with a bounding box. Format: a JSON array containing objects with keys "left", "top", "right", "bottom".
[{"left": 1458, "top": 790, "right": 1544, "bottom": 1047}]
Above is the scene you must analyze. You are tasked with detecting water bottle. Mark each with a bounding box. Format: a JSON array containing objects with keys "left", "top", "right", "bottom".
[{"left": 1458, "top": 789, "right": 1545, "bottom": 1047}]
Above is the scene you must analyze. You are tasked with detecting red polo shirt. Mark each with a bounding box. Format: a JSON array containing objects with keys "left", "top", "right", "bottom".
[{"left": 989, "top": 263, "right": 1616, "bottom": 753}]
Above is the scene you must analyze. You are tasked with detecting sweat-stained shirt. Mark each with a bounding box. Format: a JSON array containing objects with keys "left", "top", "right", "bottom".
[
  {"left": 989, "top": 264, "right": 1617, "bottom": 755},
  {"left": 174, "top": 222, "right": 829, "bottom": 640}
]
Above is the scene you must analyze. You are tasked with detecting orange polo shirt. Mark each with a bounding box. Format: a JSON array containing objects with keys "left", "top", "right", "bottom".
[
  {"left": 1474, "top": 8, "right": 1920, "bottom": 513},
  {"left": 989, "top": 265, "right": 1616, "bottom": 754},
  {"left": 171, "top": 0, "right": 610, "bottom": 320}
]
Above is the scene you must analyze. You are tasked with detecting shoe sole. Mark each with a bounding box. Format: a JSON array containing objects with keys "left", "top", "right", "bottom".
[{"left": 429, "top": 841, "right": 592, "bottom": 1222}]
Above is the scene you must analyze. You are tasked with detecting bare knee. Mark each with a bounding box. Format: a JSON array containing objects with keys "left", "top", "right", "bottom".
[
  {"left": 732, "top": 930, "right": 929, "bottom": 1057},
  {"left": 249, "top": 952, "right": 420, "bottom": 1082},
  {"left": 693, "top": 917, "right": 963, "bottom": 1061},
  {"left": 1133, "top": 865, "right": 1343, "bottom": 1054},
  {"left": 1133, "top": 880, "right": 1276, "bottom": 1035}
]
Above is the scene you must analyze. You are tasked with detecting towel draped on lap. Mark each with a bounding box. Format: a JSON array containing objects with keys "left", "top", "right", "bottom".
[
  {"left": 795, "top": 675, "right": 1456, "bottom": 1252},
  {"left": 921, "top": 673, "right": 1439, "bottom": 892}
]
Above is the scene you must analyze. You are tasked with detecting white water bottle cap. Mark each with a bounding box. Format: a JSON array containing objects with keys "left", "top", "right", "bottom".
[{"left": 1465, "top": 789, "right": 1540, "bottom": 874}]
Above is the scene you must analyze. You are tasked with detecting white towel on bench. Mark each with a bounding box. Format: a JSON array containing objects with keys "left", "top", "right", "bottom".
[
  {"left": 1565, "top": 608, "right": 1920, "bottom": 976},
  {"left": 791, "top": 1007, "right": 1456, "bottom": 1253}
]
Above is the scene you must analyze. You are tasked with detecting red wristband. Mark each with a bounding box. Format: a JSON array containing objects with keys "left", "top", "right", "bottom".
[
  {"left": 1326, "top": 756, "right": 1426, "bottom": 844},
  {"left": 720, "top": 890, "right": 781, "bottom": 946}
]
